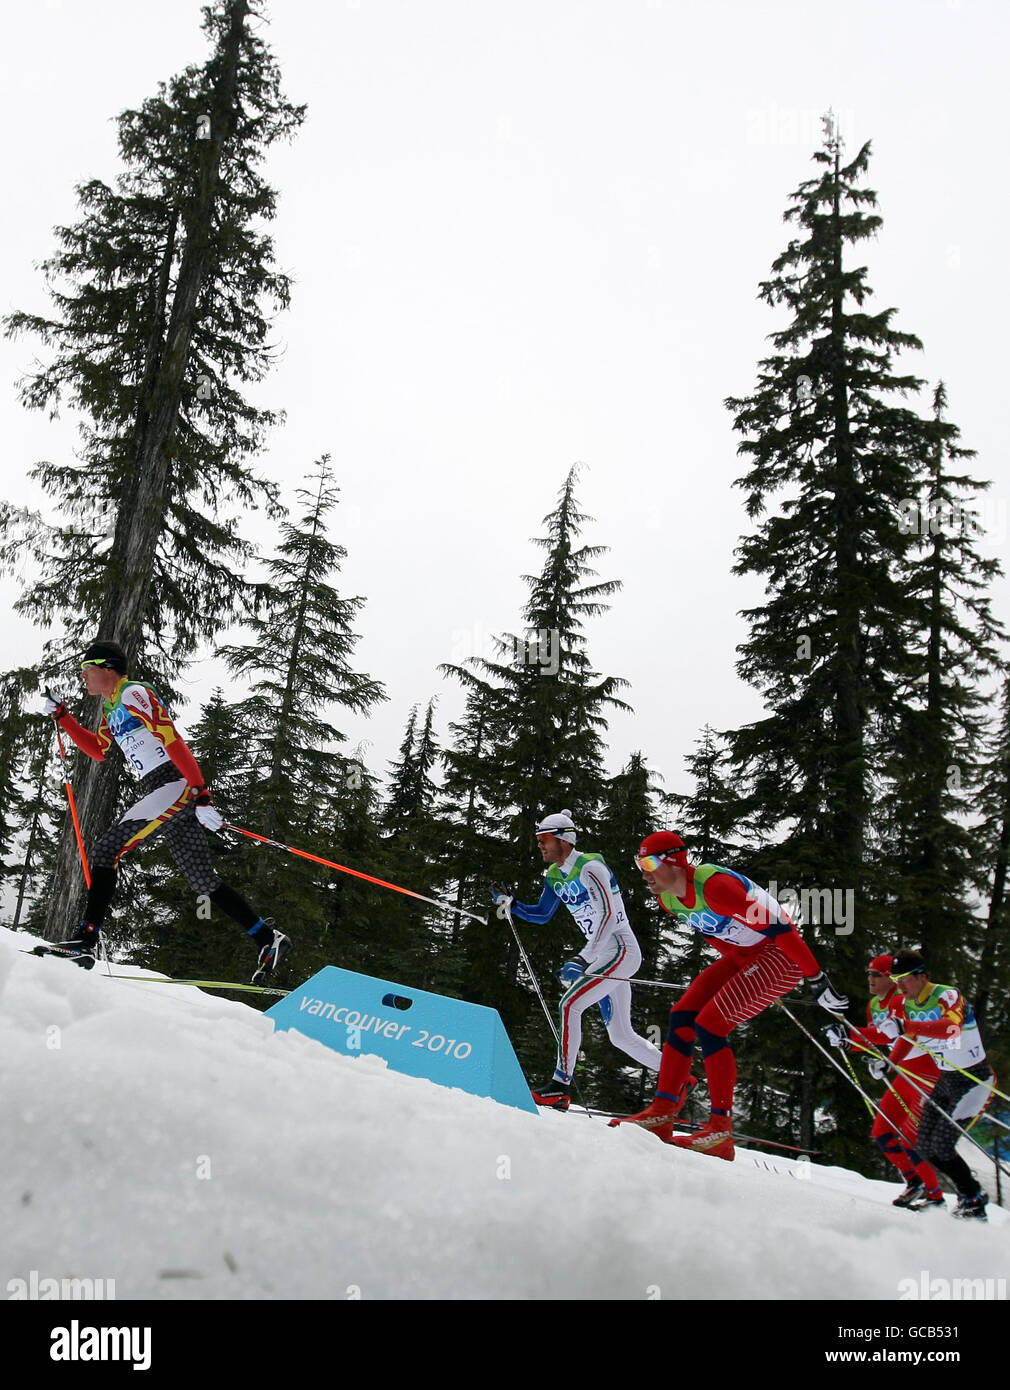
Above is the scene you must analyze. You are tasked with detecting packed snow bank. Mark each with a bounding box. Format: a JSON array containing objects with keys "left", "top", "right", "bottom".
[{"left": 1, "top": 926, "right": 1005, "bottom": 1301}]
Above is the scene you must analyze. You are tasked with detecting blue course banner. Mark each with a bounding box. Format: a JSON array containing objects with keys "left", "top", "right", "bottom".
[{"left": 267, "top": 966, "right": 538, "bottom": 1114}]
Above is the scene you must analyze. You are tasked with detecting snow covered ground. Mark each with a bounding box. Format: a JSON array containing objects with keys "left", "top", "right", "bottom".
[{"left": 1, "top": 924, "right": 1005, "bottom": 1302}]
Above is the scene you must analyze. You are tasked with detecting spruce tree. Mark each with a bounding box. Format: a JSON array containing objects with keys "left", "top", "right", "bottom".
[
  {"left": 724, "top": 115, "right": 942, "bottom": 1164},
  {"left": 441, "top": 464, "right": 631, "bottom": 1080},
  {"left": 1, "top": 0, "right": 304, "bottom": 938},
  {"left": 876, "top": 383, "right": 1003, "bottom": 972},
  {"left": 377, "top": 699, "right": 451, "bottom": 988},
  {"left": 0, "top": 673, "right": 61, "bottom": 928},
  {"left": 664, "top": 726, "right": 746, "bottom": 866},
  {"left": 445, "top": 465, "right": 630, "bottom": 895},
  {"left": 974, "top": 677, "right": 1010, "bottom": 1082},
  {"left": 135, "top": 458, "right": 385, "bottom": 983}
]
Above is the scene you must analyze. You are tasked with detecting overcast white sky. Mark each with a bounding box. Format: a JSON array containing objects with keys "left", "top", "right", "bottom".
[{"left": 2, "top": 0, "right": 1008, "bottom": 804}]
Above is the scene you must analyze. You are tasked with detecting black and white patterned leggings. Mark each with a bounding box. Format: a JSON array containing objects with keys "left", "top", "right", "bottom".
[
  {"left": 83, "top": 763, "right": 261, "bottom": 934},
  {"left": 90, "top": 762, "right": 221, "bottom": 893},
  {"left": 915, "top": 1064, "right": 993, "bottom": 1199}
]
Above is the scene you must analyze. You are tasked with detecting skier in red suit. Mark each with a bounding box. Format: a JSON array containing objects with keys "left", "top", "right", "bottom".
[
  {"left": 610, "top": 831, "right": 847, "bottom": 1161},
  {"left": 825, "top": 953, "right": 943, "bottom": 1209}
]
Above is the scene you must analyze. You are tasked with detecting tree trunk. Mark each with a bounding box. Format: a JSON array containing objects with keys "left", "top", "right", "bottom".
[
  {"left": 44, "top": 0, "right": 251, "bottom": 939},
  {"left": 975, "top": 806, "right": 1010, "bottom": 1029}
]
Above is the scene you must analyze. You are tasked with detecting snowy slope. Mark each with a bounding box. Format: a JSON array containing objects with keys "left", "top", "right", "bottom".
[{"left": 1, "top": 925, "right": 1005, "bottom": 1302}]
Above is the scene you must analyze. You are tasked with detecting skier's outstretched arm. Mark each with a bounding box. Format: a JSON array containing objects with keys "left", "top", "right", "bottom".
[{"left": 509, "top": 881, "right": 561, "bottom": 925}]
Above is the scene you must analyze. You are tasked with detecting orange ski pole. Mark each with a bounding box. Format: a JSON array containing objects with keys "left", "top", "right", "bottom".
[
  {"left": 223, "top": 823, "right": 486, "bottom": 925},
  {"left": 54, "top": 723, "right": 91, "bottom": 888}
]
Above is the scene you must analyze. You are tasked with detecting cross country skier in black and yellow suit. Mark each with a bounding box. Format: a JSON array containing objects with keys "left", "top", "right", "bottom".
[{"left": 44, "top": 639, "right": 290, "bottom": 982}]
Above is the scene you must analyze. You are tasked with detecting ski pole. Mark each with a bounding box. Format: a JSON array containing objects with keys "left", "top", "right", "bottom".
[
  {"left": 502, "top": 903, "right": 561, "bottom": 1050},
  {"left": 776, "top": 1000, "right": 902, "bottom": 1136},
  {"left": 842, "top": 1036, "right": 922, "bottom": 1126},
  {"left": 502, "top": 903, "right": 593, "bottom": 1118},
  {"left": 53, "top": 721, "right": 91, "bottom": 889},
  {"left": 573, "top": 968, "right": 689, "bottom": 991},
  {"left": 224, "top": 823, "right": 487, "bottom": 925},
  {"left": 841, "top": 1049, "right": 877, "bottom": 1119}
]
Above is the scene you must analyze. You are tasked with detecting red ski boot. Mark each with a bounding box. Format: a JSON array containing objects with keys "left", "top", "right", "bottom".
[
  {"left": 672, "top": 1113, "right": 734, "bottom": 1161},
  {"left": 608, "top": 1075, "right": 697, "bottom": 1142}
]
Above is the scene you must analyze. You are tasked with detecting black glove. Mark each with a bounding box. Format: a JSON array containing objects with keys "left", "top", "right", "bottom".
[
  {"left": 808, "top": 971, "right": 849, "bottom": 1015},
  {"left": 824, "top": 1022, "right": 851, "bottom": 1052}
]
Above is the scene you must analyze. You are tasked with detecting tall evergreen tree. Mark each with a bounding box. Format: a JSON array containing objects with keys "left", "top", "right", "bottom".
[
  {"left": 377, "top": 698, "right": 450, "bottom": 988},
  {"left": 444, "top": 465, "right": 630, "bottom": 899},
  {"left": 664, "top": 726, "right": 746, "bottom": 866},
  {"left": 441, "top": 465, "right": 631, "bottom": 1077},
  {"left": 135, "top": 458, "right": 385, "bottom": 983},
  {"left": 1, "top": 0, "right": 304, "bottom": 938},
  {"left": 876, "top": 384, "right": 1003, "bottom": 972},
  {"left": 974, "top": 677, "right": 1010, "bottom": 1080},
  {"left": 724, "top": 115, "right": 944, "bottom": 1164},
  {"left": 0, "top": 672, "right": 61, "bottom": 928}
]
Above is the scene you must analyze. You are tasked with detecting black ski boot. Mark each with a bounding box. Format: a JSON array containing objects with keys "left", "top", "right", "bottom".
[
  {"left": 952, "top": 1191, "right": 989, "bottom": 1221},
  {"left": 892, "top": 1178, "right": 924, "bottom": 1208},
  {"left": 531, "top": 1079, "right": 572, "bottom": 1111},
  {"left": 250, "top": 920, "right": 292, "bottom": 984},
  {"left": 35, "top": 921, "right": 101, "bottom": 970}
]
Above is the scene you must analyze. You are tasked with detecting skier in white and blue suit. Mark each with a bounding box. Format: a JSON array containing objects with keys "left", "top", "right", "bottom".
[{"left": 494, "top": 810, "right": 661, "bottom": 1109}]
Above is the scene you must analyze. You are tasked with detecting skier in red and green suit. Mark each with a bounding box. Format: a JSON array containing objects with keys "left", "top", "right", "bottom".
[
  {"left": 825, "top": 953, "right": 943, "bottom": 1209},
  {"left": 609, "top": 831, "right": 847, "bottom": 1161}
]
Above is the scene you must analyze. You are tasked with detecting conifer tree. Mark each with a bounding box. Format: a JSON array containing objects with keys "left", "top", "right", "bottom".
[
  {"left": 134, "top": 459, "right": 384, "bottom": 982},
  {"left": 441, "top": 467, "right": 633, "bottom": 1034},
  {"left": 0, "top": 673, "right": 61, "bottom": 928},
  {"left": 377, "top": 698, "right": 450, "bottom": 987},
  {"left": 441, "top": 465, "right": 632, "bottom": 1080},
  {"left": 724, "top": 115, "right": 944, "bottom": 1164},
  {"left": 445, "top": 465, "right": 630, "bottom": 895},
  {"left": 1, "top": 0, "right": 304, "bottom": 937},
  {"left": 974, "top": 677, "right": 1010, "bottom": 1078},
  {"left": 876, "top": 384, "right": 1003, "bottom": 971},
  {"left": 665, "top": 726, "right": 745, "bottom": 866}
]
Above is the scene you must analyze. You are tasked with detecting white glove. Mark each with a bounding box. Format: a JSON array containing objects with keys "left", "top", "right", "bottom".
[
  {"left": 492, "top": 888, "right": 513, "bottom": 920},
  {"left": 193, "top": 788, "right": 223, "bottom": 833},
  {"left": 875, "top": 1015, "right": 902, "bottom": 1043},
  {"left": 867, "top": 1057, "right": 888, "bottom": 1081},
  {"left": 44, "top": 688, "right": 68, "bottom": 717}
]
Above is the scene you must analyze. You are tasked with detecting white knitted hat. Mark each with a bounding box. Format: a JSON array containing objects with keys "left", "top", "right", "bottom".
[{"left": 535, "top": 809, "right": 577, "bottom": 845}]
